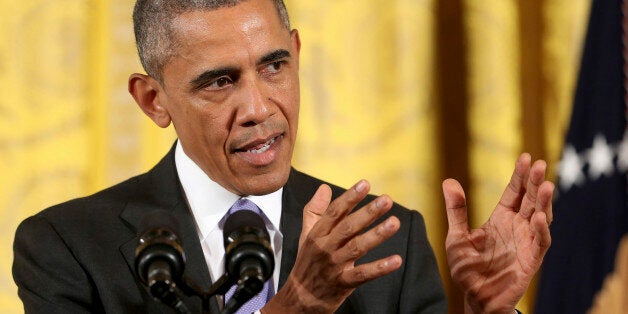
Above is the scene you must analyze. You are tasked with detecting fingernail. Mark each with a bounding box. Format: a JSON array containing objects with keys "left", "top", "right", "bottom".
[{"left": 355, "top": 180, "right": 367, "bottom": 193}]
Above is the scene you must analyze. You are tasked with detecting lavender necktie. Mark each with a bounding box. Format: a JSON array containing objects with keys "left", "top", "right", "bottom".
[{"left": 224, "top": 199, "right": 274, "bottom": 313}]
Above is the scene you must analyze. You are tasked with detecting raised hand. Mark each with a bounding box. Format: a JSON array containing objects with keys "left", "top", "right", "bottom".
[
  {"left": 443, "top": 153, "right": 554, "bottom": 314},
  {"left": 263, "top": 180, "right": 402, "bottom": 313}
]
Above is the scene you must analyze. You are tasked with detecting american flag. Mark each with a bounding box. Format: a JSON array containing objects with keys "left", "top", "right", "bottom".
[{"left": 535, "top": 0, "right": 628, "bottom": 312}]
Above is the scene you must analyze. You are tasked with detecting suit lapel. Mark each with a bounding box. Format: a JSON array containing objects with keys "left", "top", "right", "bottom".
[
  {"left": 118, "top": 144, "right": 219, "bottom": 312},
  {"left": 278, "top": 168, "right": 305, "bottom": 289}
]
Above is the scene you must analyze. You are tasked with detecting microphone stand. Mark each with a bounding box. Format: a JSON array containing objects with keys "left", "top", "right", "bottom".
[{"left": 176, "top": 273, "right": 236, "bottom": 314}]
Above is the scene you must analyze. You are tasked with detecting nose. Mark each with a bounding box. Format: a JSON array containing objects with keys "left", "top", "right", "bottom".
[{"left": 235, "top": 76, "right": 273, "bottom": 127}]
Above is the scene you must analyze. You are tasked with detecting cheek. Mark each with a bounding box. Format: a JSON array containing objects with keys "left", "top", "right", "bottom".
[
  {"left": 199, "top": 113, "right": 232, "bottom": 144},
  {"left": 177, "top": 104, "right": 231, "bottom": 147},
  {"left": 273, "top": 75, "right": 300, "bottom": 122}
]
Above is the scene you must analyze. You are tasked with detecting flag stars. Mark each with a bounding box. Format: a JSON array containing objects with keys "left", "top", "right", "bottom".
[
  {"left": 559, "top": 132, "right": 628, "bottom": 193},
  {"left": 587, "top": 134, "right": 615, "bottom": 180},
  {"left": 559, "top": 145, "right": 585, "bottom": 191}
]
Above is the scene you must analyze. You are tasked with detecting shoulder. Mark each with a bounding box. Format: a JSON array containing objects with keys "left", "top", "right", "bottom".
[
  {"left": 35, "top": 174, "right": 141, "bottom": 225},
  {"left": 15, "top": 174, "right": 145, "bottom": 246},
  {"left": 21, "top": 144, "right": 179, "bottom": 231}
]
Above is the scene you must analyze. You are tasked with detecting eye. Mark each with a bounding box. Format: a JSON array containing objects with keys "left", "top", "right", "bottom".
[
  {"left": 209, "top": 76, "right": 233, "bottom": 89},
  {"left": 264, "top": 61, "right": 285, "bottom": 74}
]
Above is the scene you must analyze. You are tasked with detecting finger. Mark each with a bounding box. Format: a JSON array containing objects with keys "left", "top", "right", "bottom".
[
  {"left": 535, "top": 181, "right": 554, "bottom": 225},
  {"left": 316, "top": 180, "right": 370, "bottom": 235},
  {"left": 498, "top": 153, "right": 531, "bottom": 210},
  {"left": 442, "top": 178, "right": 469, "bottom": 234},
  {"left": 519, "top": 159, "right": 547, "bottom": 219},
  {"left": 300, "top": 184, "right": 332, "bottom": 247},
  {"left": 530, "top": 211, "right": 551, "bottom": 259},
  {"left": 329, "top": 195, "right": 393, "bottom": 247},
  {"left": 340, "top": 255, "right": 402, "bottom": 287},
  {"left": 333, "top": 215, "right": 400, "bottom": 263}
]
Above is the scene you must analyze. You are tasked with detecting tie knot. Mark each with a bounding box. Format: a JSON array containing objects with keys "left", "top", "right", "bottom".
[{"left": 229, "top": 198, "right": 261, "bottom": 215}]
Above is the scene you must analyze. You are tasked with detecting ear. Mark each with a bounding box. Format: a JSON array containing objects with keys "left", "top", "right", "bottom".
[
  {"left": 290, "top": 29, "right": 301, "bottom": 62},
  {"left": 128, "top": 73, "right": 172, "bottom": 128}
]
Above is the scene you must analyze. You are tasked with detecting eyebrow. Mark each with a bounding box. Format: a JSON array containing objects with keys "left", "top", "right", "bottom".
[{"left": 258, "top": 49, "right": 291, "bottom": 65}]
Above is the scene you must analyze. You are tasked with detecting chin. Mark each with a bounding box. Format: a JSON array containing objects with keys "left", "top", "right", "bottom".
[{"left": 240, "top": 170, "right": 290, "bottom": 196}]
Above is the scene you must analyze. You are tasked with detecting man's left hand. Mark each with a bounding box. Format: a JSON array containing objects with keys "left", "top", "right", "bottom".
[{"left": 443, "top": 153, "right": 554, "bottom": 313}]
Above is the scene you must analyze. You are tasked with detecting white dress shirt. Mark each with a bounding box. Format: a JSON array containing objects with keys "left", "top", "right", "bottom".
[{"left": 174, "top": 141, "right": 284, "bottom": 296}]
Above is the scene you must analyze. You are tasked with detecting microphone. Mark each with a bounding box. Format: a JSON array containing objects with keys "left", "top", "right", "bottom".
[
  {"left": 135, "top": 210, "right": 189, "bottom": 313},
  {"left": 222, "top": 209, "right": 274, "bottom": 312}
]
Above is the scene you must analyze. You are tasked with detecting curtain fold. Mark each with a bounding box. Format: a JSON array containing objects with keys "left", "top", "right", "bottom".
[{"left": 0, "top": 0, "right": 589, "bottom": 312}]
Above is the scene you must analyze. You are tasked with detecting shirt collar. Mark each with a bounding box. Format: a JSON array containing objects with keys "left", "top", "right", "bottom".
[{"left": 174, "top": 140, "right": 283, "bottom": 239}]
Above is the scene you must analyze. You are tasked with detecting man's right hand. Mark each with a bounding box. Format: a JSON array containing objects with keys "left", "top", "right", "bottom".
[{"left": 262, "top": 180, "right": 402, "bottom": 313}]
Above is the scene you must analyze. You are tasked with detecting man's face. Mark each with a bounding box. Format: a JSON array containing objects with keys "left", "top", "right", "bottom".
[{"left": 158, "top": 0, "right": 300, "bottom": 195}]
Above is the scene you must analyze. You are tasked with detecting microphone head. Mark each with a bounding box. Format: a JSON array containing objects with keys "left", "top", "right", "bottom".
[
  {"left": 223, "top": 210, "right": 269, "bottom": 247},
  {"left": 135, "top": 210, "right": 186, "bottom": 285},
  {"left": 223, "top": 210, "right": 274, "bottom": 282}
]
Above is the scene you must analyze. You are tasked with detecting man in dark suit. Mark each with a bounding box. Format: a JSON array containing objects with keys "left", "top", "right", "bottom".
[{"left": 13, "top": 0, "right": 554, "bottom": 313}]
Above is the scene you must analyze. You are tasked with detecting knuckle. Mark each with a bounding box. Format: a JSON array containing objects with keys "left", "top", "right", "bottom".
[
  {"left": 326, "top": 205, "right": 340, "bottom": 217},
  {"left": 352, "top": 268, "right": 367, "bottom": 284},
  {"left": 507, "top": 181, "right": 520, "bottom": 194},
  {"left": 346, "top": 238, "right": 363, "bottom": 259},
  {"left": 307, "top": 235, "right": 326, "bottom": 253},
  {"left": 525, "top": 190, "right": 537, "bottom": 203},
  {"left": 336, "top": 221, "right": 354, "bottom": 238},
  {"left": 366, "top": 202, "right": 379, "bottom": 214}
]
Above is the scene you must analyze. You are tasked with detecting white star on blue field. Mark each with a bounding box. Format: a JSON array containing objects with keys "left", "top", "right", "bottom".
[{"left": 558, "top": 131, "right": 628, "bottom": 192}]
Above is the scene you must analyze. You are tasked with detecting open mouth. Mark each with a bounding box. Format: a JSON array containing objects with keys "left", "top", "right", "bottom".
[
  {"left": 246, "top": 136, "right": 276, "bottom": 154},
  {"left": 234, "top": 134, "right": 283, "bottom": 167}
]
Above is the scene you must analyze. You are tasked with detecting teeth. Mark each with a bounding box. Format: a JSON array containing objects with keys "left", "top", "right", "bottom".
[{"left": 246, "top": 137, "right": 275, "bottom": 154}]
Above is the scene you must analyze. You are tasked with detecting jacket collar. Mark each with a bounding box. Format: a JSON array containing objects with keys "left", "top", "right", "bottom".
[{"left": 118, "top": 143, "right": 215, "bottom": 302}]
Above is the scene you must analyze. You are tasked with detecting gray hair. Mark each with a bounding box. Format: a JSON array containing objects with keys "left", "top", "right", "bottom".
[{"left": 133, "top": 0, "right": 291, "bottom": 82}]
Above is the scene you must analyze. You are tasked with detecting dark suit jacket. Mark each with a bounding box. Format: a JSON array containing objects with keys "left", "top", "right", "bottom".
[{"left": 13, "top": 146, "right": 446, "bottom": 313}]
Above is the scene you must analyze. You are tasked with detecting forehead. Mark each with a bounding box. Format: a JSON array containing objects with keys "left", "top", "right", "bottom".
[{"left": 168, "top": 0, "right": 289, "bottom": 58}]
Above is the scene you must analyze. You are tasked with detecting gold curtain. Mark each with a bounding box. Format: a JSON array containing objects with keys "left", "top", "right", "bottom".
[{"left": 0, "top": 0, "right": 590, "bottom": 313}]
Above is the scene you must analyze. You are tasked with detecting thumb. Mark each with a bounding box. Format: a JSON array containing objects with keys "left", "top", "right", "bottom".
[
  {"left": 442, "top": 178, "right": 470, "bottom": 235},
  {"left": 299, "top": 184, "right": 332, "bottom": 248}
]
